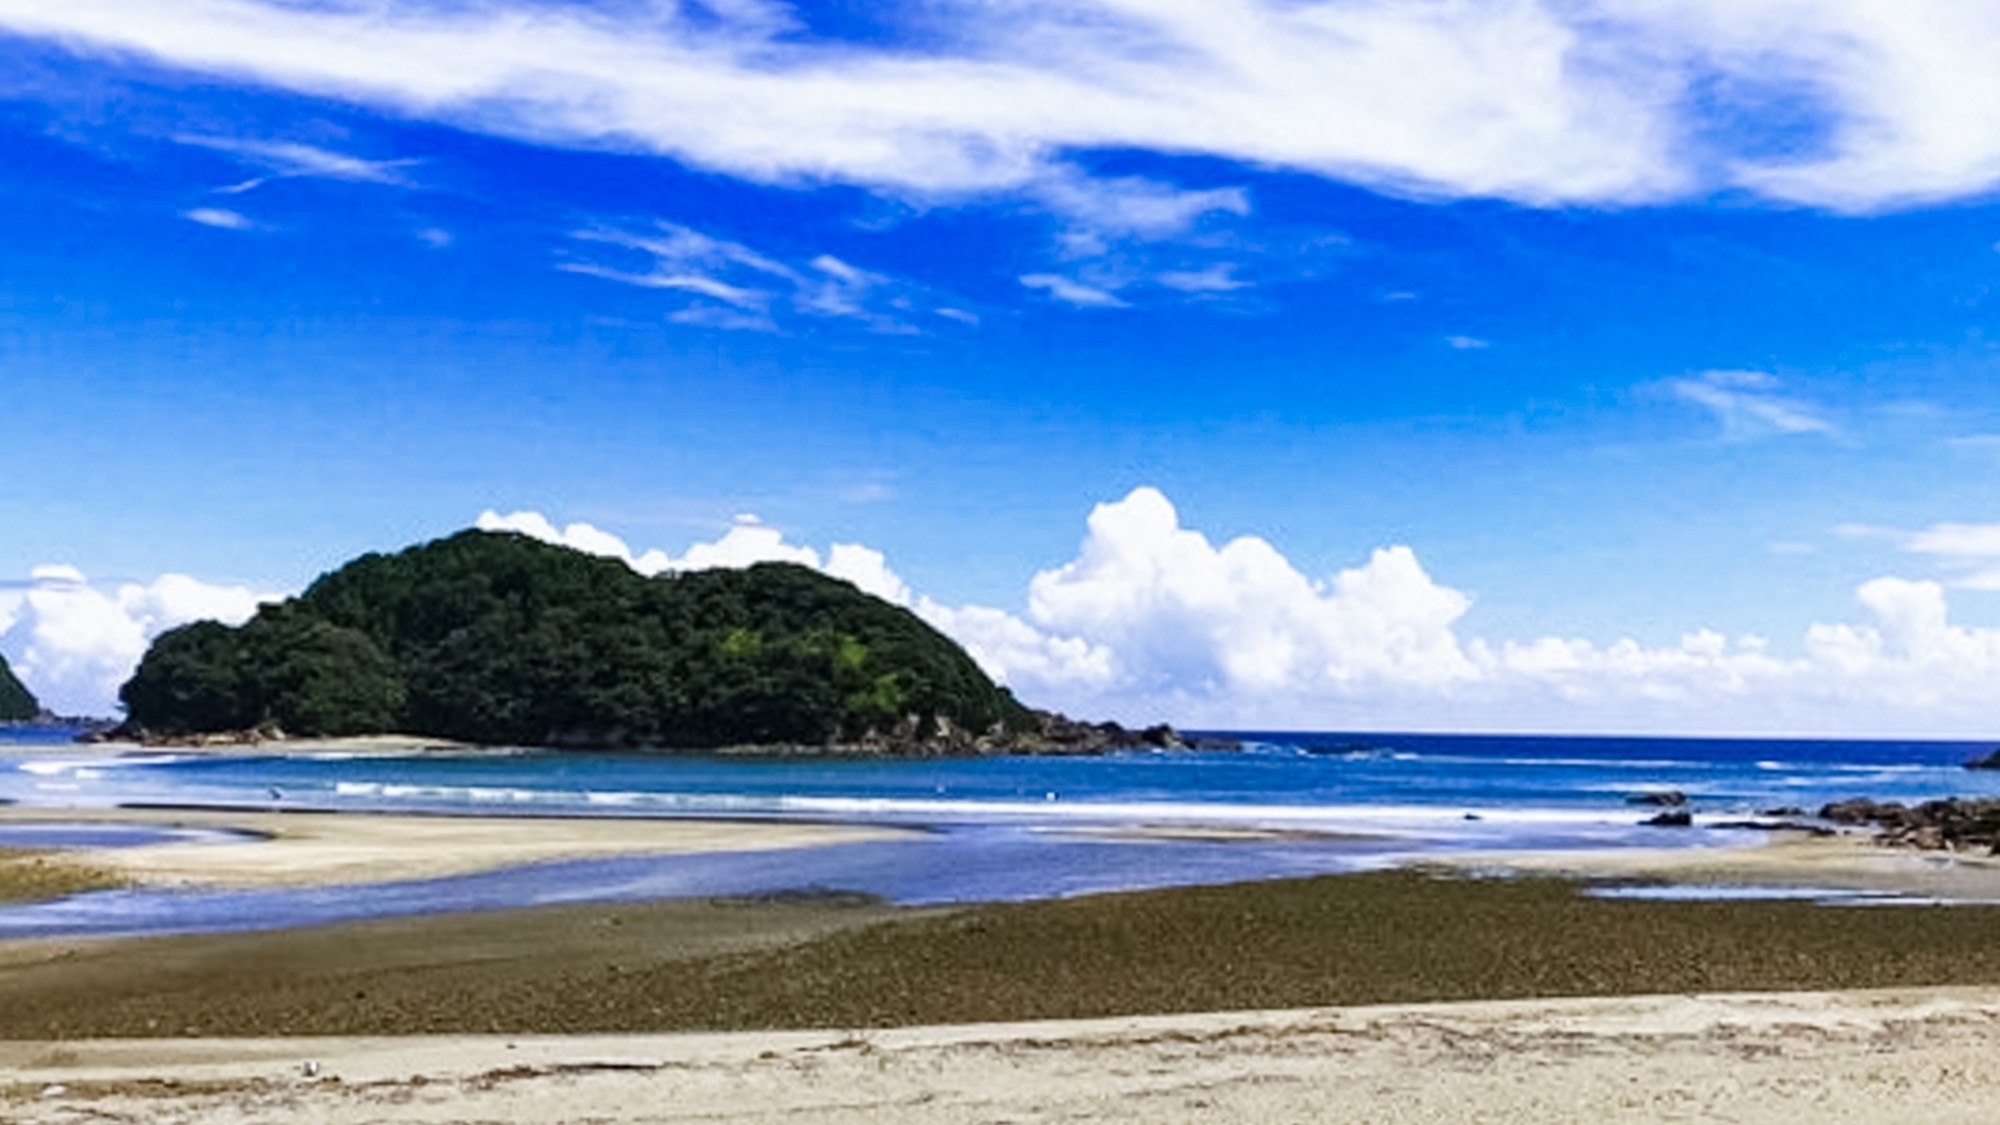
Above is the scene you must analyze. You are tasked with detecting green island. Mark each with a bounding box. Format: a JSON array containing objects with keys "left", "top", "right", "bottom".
[
  {"left": 118, "top": 530, "right": 1186, "bottom": 754},
  {"left": 0, "top": 653, "right": 37, "bottom": 722}
]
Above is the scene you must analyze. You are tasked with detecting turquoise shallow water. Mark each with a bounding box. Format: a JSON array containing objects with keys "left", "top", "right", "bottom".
[{"left": 3, "top": 727, "right": 1997, "bottom": 937}]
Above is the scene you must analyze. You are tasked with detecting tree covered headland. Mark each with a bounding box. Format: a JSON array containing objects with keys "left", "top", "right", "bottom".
[
  {"left": 120, "top": 530, "right": 1039, "bottom": 750},
  {"left": 0, "top": 652, "right": 38, "bottom": 722}
]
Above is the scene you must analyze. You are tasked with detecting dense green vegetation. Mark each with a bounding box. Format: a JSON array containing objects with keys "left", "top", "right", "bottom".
[
  {"left": 120, "top": 530, "right": 1032, "bottom": 747},
  {"left": 0, "top": 653, "right": 37, "bottom": 721}
]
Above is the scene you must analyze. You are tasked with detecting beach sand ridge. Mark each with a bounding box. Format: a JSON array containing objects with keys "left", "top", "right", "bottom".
[{"left": 6, "top": 988, "right": 2000, "bottom": 1122}]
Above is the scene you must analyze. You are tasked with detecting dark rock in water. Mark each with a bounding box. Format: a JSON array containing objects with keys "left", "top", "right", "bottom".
[
  {"left": 1642, "top": 809, "right": 1693, "bottom": 828},
  {"left": 1965, "top": 748, "right": 2000, "bottom": 770},
  {"left": 1708, "top": 819, "right": 1837, "bottom": 837},
  {"left": 1820, "top": 798, "right": 1895, "bottom": 825},
  {"left": 1818, "top": 797, "right": 2000, "bottom": 853},
  {"left": 1304, "top": 741, "right": 1382, "bottom": 756},
  {"left": 1627, "top": 790, "right": 1687, "bottom": 807},
  {"left": 999, "top": 715, "right": 1239, "bottom": 756},
  {"left": 1760, "top": 806, "right": 1806, "bottom": 818}
]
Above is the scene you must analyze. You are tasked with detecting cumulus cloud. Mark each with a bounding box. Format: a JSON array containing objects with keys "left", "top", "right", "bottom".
[
  {"left": 478, "top": 491, "right": 2000, "bottom": 735},
  {"left": 15, "top": 0, "right": 2000, "bottom": 212},
  {"left": 992, "top": 489, "right": 2000, "bottom": 734},
  {"left": 475, "top": 509, "right": 912, "bottom": 605},
  {"left": 1019, "top": 489, "right": 1476, "bottom": 703},
  {"left": 0, "top": 568, "right": 273, "bottom": 717},
  {"left": 913, "top": 600, "right": 1117, "bottom": 695},
  {"left": 1660, "top": 370, "right": 1836, "bottom": 440},
  {"left": 35, "top": 497, "right": 1993, "bottom": 733}
]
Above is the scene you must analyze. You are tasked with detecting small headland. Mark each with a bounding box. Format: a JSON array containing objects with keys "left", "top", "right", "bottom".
[{"left": 105, "top": 529, "right": 1234, "bottom": 758}]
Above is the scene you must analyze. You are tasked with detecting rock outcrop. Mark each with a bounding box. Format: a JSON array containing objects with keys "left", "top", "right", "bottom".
[{"left": 1819, "top": 797, "right": 2000, "bottom": 853}]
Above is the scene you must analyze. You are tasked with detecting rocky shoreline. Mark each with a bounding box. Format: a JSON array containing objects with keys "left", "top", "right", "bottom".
[
  {"left": 81, "top": 710, "right": 1243, "bottom": 758},
  {"left": 1818, "top": 797, "right": 2000, "bottom": 853}
]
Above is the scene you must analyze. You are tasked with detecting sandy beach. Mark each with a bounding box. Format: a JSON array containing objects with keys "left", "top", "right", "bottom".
[
  {"left": 0, "top": 805, "right": 909, "bottom": 888},
  {"left": 1435, "top": 829, "right": 2000, "bottom": 901},
  {"left": 9, "top": 807, "right": 2000, "bottom": 1119},
  {"left": 6, "top": 987, "right": 2000, "bottom": 1123}
]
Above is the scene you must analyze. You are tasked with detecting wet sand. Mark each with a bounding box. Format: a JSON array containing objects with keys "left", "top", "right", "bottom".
[{"left": 14, "top": 865, "right": 2000, "bottom": 1039}]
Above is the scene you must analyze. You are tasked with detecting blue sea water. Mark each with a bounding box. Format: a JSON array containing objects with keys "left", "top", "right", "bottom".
[{"left": 3, "top": 727, "right": 1998, "bottom": 938}]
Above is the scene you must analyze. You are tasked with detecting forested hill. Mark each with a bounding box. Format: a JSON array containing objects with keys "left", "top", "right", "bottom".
[
  {"left": 0, "top": 653, "right": 37, "bottom": 722},
  {"left": 118, "top": 530, "right": 1037, "bottom": 750}
]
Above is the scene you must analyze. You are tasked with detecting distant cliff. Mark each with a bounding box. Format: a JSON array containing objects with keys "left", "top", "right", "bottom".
[
  {"left": 0, "top": 652, "right": 36, "bottom": 722},
  {"left": 119, "top": 529, "right": 1043, "bottom": 751}
]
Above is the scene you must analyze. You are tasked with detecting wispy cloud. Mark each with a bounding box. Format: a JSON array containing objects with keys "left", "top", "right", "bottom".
[
  {"left": 565, "top": 221, "right": 941, "bottom": 333},
  {"left": 1156, "top": 263, "right": 1249, "bottom": 294},
  {"left": 1020, "top": 273, "right": 1129, "bottom": 309},
  {"left": 1446, "top": 335, "right": 1490, "bottom": 350},
  {"left": 1661, "top": 370, "right": 1836, "bottom": 440},
  {"left": 18, "top": 1, "right": 2000, "bottom": 214},
  {"left": 1901, "top": 521, "right": 2000, "bottom": 589},
  {"left": 180, "top": 206, "right": 257, "bottom": 230},
  {"left": 1031, "top": 168, "right": 1250, "bottom": 257},
  {"left": 179, "top": 135, "right": 418, "bottom": 193}
]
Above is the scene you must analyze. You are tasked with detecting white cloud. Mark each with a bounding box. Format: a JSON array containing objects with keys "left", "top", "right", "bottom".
[
  {"left": 21, "top": 1, "right": 2000, "bottom": 212},
  {"left": 1034, "top": 170, "right": 1250, "bottom": 243},
  {"left": 1031, "top": 168, "right": 1252, "bottom": 259},
  {"left": 27, "top": 493, "right": 2000, "bottom": 733},
  {"left": 181, "top": 207, "right": 257, "bottom": 230},
  {"left": 564, "top": 221, "right": 924, "bottom": 333},
  {"left": 476, "top": 509, "right": 911, "bottom": 605},
  {"left": 1020, "top": 273, "right": 1128, "bottom": 308},
  {"left": 486, "top": 491, "right": 2000, "bottom": 735},
  {"left": 1023, "top": 489, "right": 1476, "bottom": 698},
  {"left": 985, "top": 488, "right": 2000, "bottom": 734},
  {"left": 1661, "top": 369, "right": 1836, "bottom": 439},
  {"left": 476, "top": 510, "right": 677, "bottom": 577},
  {"left": 1883, "top": 520, "right": 2000, "bottom": 590},
  {"left": 1156, "top": 264, "right": 1249, "bottom": 293},
  {"left": 179, "top": 135, "right": 418, "bottom": 191},
  {"left": 0, "top": 568, "right": 274, "bottom": 717},
  {"left": 913, "top": 599, "right": 1117, "bottom": 694},
  {"left": 1446, "top": 335, "right": 1490, "bottom": 350}
]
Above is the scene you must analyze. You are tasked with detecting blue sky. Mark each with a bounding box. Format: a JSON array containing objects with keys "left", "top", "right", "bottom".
[{"left": 7, "top": 1, "right": 2000, "bottom": 733}]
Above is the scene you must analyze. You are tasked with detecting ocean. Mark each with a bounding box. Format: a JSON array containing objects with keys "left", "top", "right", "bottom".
[{"left": 4, "top": 727, "right": 1998, "bottom": 938}]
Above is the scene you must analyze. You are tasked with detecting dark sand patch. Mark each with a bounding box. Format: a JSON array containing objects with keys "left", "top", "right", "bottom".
[
  {"left": 12, "top": 870, "right": 2000, "bottom": 1038},
  {"left": 0, "top": 850, "right": 124, "bottom": 905}
]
